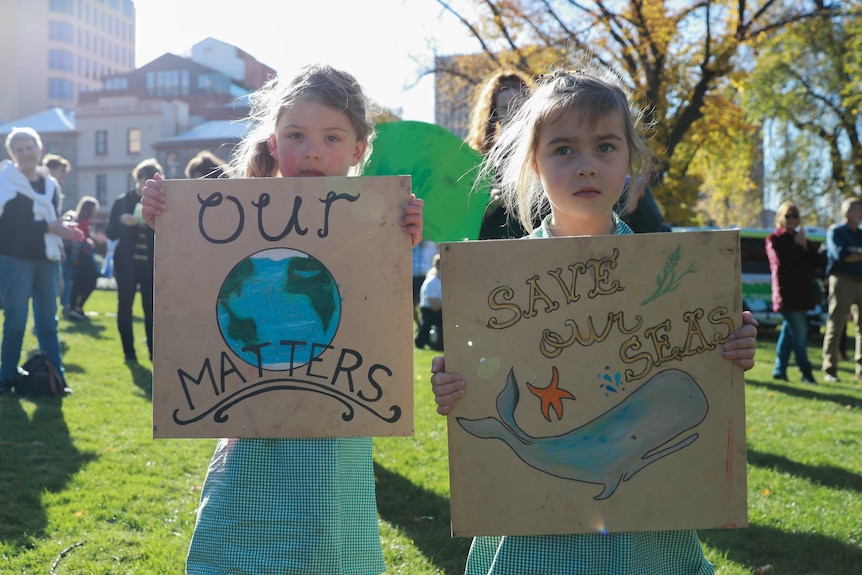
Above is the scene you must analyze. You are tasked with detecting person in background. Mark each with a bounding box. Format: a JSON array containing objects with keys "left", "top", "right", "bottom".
[
  {"left": 466, "top": 69, "right": 537, "bottom": 240},
  {"left": 430, "top": 65, "right": 759, "bottom": 575},
  {"left": 412, "top": 238, "right": 438, "bottom": 325},
  {"left": 821, "top": 197, "right": 862, "bottom": 383},
  {"left": 415, "top": 253, "right": 443, "bottom": 350},
  {"left": 620, "top": 167, "right": 666, "bottom": 233},
  {"left": 105, "top": 158, "right": 161, "bottom": 363},
  {"left": 184, "top": 149, "right": 228, "bottom": 179},
  {"left": 0, "top": 127, "right": 83, "bottom": 394},
  {"left": 62, "top": 196, "right": 102, "bottom": 321},
  {"left": 766, "top": 201, "right": 819, "bottom": 384},
  {"left": 42, "top": 153, "right": 71, "bottom": 185}
]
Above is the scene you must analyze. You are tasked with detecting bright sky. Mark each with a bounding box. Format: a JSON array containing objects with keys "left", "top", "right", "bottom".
[{"left": 134, "top": 0, "right": 479, "bottom": 123}]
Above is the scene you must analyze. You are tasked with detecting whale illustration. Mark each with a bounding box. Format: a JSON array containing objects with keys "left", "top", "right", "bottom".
[{"left": 457, "top": 367, "right": 709, "bottom": 500}]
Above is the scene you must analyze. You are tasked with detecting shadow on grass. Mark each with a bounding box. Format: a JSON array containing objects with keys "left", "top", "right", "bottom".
[
  {"left": 0, "top": 396, "right": 97, "bottom": 544},
  {"left": 747, "top": 448, "right": 862, "bottom": 493},
  {"left": 126, "top": 361, "right": 152, "bottom": 400},
  {"left": 701, "top": 523, "right": 862, "bottom": 574},
  {"left": 746, "top": 378, "right": 862, "bottom": 410},
  {"left": 374, "top": 462, "right": 470, "bottom": 575},
  {"left": 60, "top": 316, "right": 108, "bottom": 340}
]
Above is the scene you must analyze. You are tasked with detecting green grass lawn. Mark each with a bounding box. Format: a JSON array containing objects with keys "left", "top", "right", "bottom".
[{"left": 0, "top": 290, "right": 860, "bottom": 574}]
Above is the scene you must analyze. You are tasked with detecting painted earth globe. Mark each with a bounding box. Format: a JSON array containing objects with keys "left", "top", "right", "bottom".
[{"left": 217, "top": 248, "right": 341, "bottom": 370}]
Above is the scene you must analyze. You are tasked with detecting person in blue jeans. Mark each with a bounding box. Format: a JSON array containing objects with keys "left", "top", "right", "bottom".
[
  {"left": 766, "top": 201, "right": 821, "bottom": 384},
  {"left": 0, "top": 127, "right": 84, "bottom": 393}
]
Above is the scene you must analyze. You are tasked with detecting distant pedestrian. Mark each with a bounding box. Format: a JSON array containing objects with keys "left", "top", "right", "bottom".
[
  {"left": 0, "top": 128, "right": 83, "bottom": 393},
  {"left": 412, "top": 238, "right": 438, "bottom": 324},
  {"left": 821, "top": 197, "right": 862, "bottom": 383},
  {"left": 42, "top": 153, "right": 71, "bottom": 185},
  {"left": 415, "top": 253, "right": 442, "bottom": 350},
  {"left": 62, "top": 196, "right": 102, "bottom": 321},
  {"left": 105, "top": 158, "right": 161, "bottom": 363},
  {"left": 766, "top": 201, "right": 819, "bottom": 384}
]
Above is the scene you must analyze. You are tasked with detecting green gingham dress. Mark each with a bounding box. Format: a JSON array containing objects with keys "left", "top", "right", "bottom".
[
  {"left": 186, "top": 437, "right": 384, "bottom": 575},
  {"left": 462, "top": 214, "right": 714, "bottom": 575}
]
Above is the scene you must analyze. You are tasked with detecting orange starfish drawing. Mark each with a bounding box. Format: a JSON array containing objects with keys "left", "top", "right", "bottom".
[{"left": 526, "top": 366, "right": 575, "bottom": 421}]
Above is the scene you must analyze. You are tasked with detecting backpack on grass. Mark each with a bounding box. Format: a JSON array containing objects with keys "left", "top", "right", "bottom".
[{"left": 17, "top": 352, "right": 66, "bottom": 397}]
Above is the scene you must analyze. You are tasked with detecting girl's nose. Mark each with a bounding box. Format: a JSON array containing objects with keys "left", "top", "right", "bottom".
[
  {"left": 577, "top": 159, "right": 597, "bottom": 176},
  {"left": 305, "top": 141, "right": 322, "bottom": 159}
]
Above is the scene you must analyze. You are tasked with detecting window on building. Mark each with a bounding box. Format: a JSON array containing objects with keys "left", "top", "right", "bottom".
[
  {"left": 127, "top": 128, "right": 141, "bottom": 154},
  {"left": 49, "top": 0, "right": 74, "bottom": 15},
  {"left": 48, "top": 78, "right": 74, "bottom": 101},
  {"left": 48, "top": 50, "right": 74, "bottom": 71},
  {"left": 49, "top": 21, "right": 74, "bottom": 43},
  {"left": 146, "top": 70, "right": 190, "bottom": 98},
  {"left": 95, "top": 130, "right": 108, "bottom": 156},
  {"left": 197, "top": 73, "right": 230, "bottom": 95},
  {"left": 96, "top": 174, "right": 108, "bottom": 205},
  {"left": 104, "top": 76, "right": 128, "bottom": 90}
]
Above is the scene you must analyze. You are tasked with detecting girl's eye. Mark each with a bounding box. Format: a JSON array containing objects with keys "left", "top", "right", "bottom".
[
  {"left": 553, "top": 145, "right": 571, "bottom": 156},
  {"left": 597, "top": 143, "right": 615, "bottom": 153},
  {"left": 325, "top": 134, "right": 341, "bottom": 143},
  {"left": 287, "top": 132, "right": 303, "bottom": 140}
]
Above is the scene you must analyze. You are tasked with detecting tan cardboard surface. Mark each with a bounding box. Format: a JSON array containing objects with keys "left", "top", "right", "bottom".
[
  {"left": 441, "top": 230, "right": 746, "bottom": 536},
  {"left": 152, "top": 176, "right": 414, "bottom": 438}
]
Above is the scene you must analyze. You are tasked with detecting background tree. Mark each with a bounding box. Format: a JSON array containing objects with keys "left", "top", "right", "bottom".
[
  {"left": 433, "top": 0, "right": 839, "bottom": 225},
  {"left": 743, "top": 8, "right": 862, "bottom": 223}
]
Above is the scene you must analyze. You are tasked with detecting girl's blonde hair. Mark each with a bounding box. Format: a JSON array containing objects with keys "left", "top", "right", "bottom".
[
  {"left": 482, "top": 64, "right": 652, "bottom": 234},
  {"left": 229, "top": 63, "right": 375, "bottom": 178}
]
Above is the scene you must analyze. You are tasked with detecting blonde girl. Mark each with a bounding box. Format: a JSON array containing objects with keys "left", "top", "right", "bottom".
[
  {"left": 142, "top": 63, "right": 423, "bottom": 575},
  {"left": 431, "top": 65, "right": 758, "bottom": 575}
]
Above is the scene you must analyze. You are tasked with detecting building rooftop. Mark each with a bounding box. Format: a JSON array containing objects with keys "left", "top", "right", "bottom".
[
  {"left": 0, "top": 107, "right": 76, "bottom": 135},
  {"left": 156, "top": 119, "right": 252, "bottom": 144}
]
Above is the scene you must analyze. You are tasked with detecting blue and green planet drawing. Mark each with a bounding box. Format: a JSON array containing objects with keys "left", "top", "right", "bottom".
[{"left": 217, "top": 248, "right": 341, "bottom": 370}]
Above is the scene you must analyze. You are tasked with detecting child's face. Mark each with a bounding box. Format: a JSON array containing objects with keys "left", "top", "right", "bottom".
[
  {"left": 269, "top": 100, "right": 366, "bottom": 178},
  {"left": 533, "top": 106, "right": 630, "bottom": 236}
]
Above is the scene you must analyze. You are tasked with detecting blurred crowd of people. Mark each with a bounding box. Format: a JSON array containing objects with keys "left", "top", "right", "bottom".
[{"left": 0, "top": 126, "right": 227, "bottom": 394}]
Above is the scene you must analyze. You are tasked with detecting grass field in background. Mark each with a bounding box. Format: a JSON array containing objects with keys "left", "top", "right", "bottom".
[{"left": 0, "top": 289, "right": 860, "bottom": 574}]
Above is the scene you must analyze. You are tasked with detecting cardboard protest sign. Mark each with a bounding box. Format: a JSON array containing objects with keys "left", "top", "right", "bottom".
[
  {"left": 441, "top": 230, "right": 746, "bottom": 536},
  {"left": 152, "top": 176, "right": 414, "bottom": 439}
]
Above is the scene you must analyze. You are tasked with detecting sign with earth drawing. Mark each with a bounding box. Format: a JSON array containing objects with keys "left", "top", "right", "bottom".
[
  {"left": 152, "top": 176, "right": 414, "bottom": 439},
  {"left": 440, "top": 230, "right": 747, "bottom": 536}
]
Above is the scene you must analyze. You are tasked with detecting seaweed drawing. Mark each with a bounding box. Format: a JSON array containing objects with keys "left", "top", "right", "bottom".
[{"left": 641, "top": 245, "right": 695, "bottom": 305}]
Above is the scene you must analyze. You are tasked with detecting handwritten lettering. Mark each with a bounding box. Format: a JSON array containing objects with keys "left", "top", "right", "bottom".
[
  {"left": 620, "top": 306, "right": 731, "bottom": 381},
  {"left": 197, "top": 190, "right": 360, "bottom": 244},
  {"left": 176, "top": 341, "right": 391, "bottom": 414},
  {"left": 487, "top": 250, "right": 625, "bottom": 329}
]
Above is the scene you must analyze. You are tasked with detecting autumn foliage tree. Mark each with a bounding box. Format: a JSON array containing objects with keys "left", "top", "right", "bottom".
[
  {"left": 433, "top": 0, "right": 839, "bottom": 225},
  {"left": 743, "top": 8, "right": 862, "bottom": 223}
]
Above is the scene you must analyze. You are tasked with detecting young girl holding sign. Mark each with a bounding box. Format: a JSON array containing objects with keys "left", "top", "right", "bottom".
[
  {"left": 142, "top": 64, "right": 423, "bottom": 575},
  {"left": 430, "top": 65, "right": 758, "bottom": 574}
]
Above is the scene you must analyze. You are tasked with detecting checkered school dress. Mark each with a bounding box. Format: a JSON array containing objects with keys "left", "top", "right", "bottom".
[
  {"left": 186, "top": 437, "right": 384, "bottom": 575},
  {"left": 462, "top": 215, "right": 714, "bottom": 575}
]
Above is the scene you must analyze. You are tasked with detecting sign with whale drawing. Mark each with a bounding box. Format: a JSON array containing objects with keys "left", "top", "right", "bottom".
[
  {"left": 440, "top": 230, "right": 747, "bottom": 536},
  {"left": 151, "top": 176, "right": 414, "bottom": 439}
]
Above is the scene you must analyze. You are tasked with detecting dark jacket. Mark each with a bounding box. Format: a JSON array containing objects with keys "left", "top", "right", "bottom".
[
  {"left": 766, "top": 227, "right": 821, "bottom": 312},
  {"left": 105, "top": 191, "right": 154, "bottom": 270},
  {"left": 0, "top": 174, "right": 60, "bottom": 261}
]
